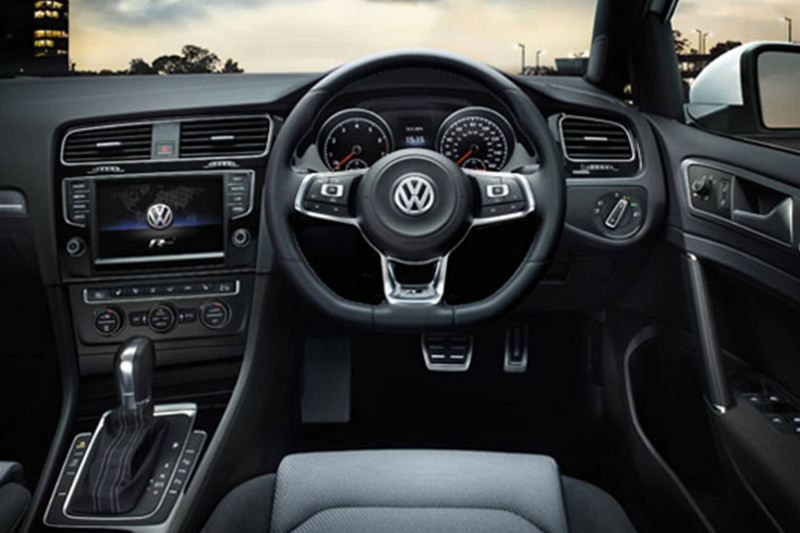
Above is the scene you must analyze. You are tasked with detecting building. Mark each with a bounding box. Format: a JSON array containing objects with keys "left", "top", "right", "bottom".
[
  {"left": 32, "top": 0, "right": 69, "bottom": 74},
  {"left": 0, "top": 0, "right": 68, "bottom": 76},
  {"left": 554, "top": 57, "right": 589, "bottom": 76},
  {"left": 0, "top": 0, "right": 33, "bottom": 75}
]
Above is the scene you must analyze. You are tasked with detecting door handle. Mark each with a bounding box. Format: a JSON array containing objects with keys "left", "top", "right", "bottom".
[{"left": 731, "top": 197, "right": 793, "bottom": 244}]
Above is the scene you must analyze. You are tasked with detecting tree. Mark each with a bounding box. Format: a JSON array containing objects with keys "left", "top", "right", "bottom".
[
  {"left": 179, "top": 44, "right": 221, "bottom": 73},
  {"left": 151, "top": 54, "right": 188, "bottom": 74},
  {"left": 708, "top": 40, "right": 742, "bottom": 59},
  {"left": 128, "top": 58, "right": 154, "bottom": 75},
  {"left": 673, "top": 30, "right": 695, "bottom": 56},
  {"left": 124, "top": 45, "right": 244, "bottom": 75},
  {"left": 222, "top": 59, "right": 244, "bottom": 73}
]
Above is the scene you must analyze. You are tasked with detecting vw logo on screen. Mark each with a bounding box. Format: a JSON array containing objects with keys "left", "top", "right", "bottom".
[
  {"left": 393, "top": 175, "right": 435, "bottom": 216},
  {"left": 146, "top": 203, "right": 174, "bottom": 230}
]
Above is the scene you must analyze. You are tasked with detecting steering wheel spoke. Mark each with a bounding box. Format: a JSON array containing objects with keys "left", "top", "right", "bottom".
[
  {"left": 293, "top": 169, "right": 366, "bottom": 225},
  {"left": 464, "top": 169, "right": 536, "bottom": 227},
  {"left": 381, "top": 255, "right": 448, "bottom": 306}
]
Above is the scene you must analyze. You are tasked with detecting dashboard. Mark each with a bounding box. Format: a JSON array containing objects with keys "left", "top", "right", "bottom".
[{"left": 0, "top": 67, "right": 666, "bottom": 370}]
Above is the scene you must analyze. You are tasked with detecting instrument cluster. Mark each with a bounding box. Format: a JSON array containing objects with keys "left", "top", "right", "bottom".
[{"left": 316, "top": 106, "right": 517, "bottom": 172}]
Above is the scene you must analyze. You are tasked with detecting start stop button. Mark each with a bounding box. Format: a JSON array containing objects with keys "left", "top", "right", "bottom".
[{"left": 200, "top": 301, "right": 230, "bottom": 329}]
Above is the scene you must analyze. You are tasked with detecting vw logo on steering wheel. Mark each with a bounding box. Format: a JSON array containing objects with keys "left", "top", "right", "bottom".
[{"left": 393, "top": 175, "right": 435, "bottom": 216}]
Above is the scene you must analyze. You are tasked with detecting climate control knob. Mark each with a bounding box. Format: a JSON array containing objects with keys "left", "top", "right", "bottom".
[
  {"left": 93, "top": 307, "right": 123, "bottom": 336},
  {"left": 147, "top": 303, "right": 176, "bottom": 334},
  {"left": 200, "top": 301, "right": 230, "bottom": 330}
]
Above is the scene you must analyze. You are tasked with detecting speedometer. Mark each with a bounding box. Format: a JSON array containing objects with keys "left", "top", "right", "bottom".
[
  {"left": 317, "top": 108, "right": 393, "bottom": 171},
  {"left": 436, "top": 107, "right": 516, "bottom": 171}
]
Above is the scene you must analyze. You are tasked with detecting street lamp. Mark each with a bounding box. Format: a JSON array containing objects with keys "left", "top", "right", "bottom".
[
  {"left": 516, "top": 43, "right": 526, "bottom": 74},
  {"left": 782, "top": 17, "right": 793, "bottom": 43},
  {"left": 535, "top": 49, "right": 545, "bottom": 73},
  {"left": 695, "top": 29, "right": 710, "bottom": 54}
]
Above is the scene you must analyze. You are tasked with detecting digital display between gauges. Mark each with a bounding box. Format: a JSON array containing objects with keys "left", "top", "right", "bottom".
[
  {"left": 317, "top": 108, "right": 394, "bottom": 171},
  {"left": 437, "top": 107, "right": 516, "bottom": 171}
]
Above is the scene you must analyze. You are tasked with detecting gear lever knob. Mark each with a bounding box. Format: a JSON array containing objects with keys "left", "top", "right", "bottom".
[{"left": 114, "top": 337, "right": 155, "bottom": 412}]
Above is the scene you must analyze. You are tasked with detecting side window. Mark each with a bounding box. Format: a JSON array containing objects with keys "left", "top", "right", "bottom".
[{"left": 671, "top": 4, "right": 799, "bottom": 152}]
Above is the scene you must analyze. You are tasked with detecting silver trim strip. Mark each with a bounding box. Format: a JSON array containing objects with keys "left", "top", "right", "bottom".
[
  {"left": 684, "top": 253, "right": 732, "bottom": 409},
  {"left": 82, "top": 280, "right": 240, "bottom": 305},
  {"left": 94, "top": 252, "right": 225, "bottom": 266},
  {"left": 557, "top": 113, "right": 637, "bottom": 164},
  {"left": 0, "top": 203, "right": 25, "bottom": 212},
  {"left": 61, "top": 114, "right": 273, "bottom": 167}
]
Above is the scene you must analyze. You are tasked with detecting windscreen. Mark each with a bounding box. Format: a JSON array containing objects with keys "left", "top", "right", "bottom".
[{"left": 1, "top": 0, "right": 597, "bottom": 76}]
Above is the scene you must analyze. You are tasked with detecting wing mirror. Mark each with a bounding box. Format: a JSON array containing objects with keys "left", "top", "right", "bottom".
[{"left": 687, "top": 42, "right": 800, "bottom": 147}]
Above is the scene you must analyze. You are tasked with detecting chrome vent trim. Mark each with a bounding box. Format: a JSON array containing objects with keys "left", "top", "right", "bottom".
[
  {"left": 179, "top": 116, "right": 271, "bottom": 158},
  {"left": 62, "top": 124, "right": 152, "bottom": 164},
  {"left": 558, "top": 114, "right": 636, "bottom": 163},
  {"left": 60, "top": 114, "right": 272, "bottom": 166}
]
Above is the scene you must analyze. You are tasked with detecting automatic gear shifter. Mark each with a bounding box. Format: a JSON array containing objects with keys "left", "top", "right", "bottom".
[
  {"left": 116, "top": 336, "right": 156, "bottom": 412},
  {"left": 69, "top": 337, "right": 166, "bottom": 516}
]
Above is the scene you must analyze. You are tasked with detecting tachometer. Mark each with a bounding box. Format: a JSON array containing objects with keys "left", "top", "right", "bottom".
[
  {"left": 436, "top": 107, "right": 515, "bottom": 171},
  {"left": 318, "top": 108, "right": 393, "bottom": 171}
]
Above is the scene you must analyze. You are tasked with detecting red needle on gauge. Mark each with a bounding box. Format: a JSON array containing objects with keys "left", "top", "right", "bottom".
[
  {"left": 335, "top": 149, "right": 356, "bottom": 171},
  {"left": 455, "top": 149, "right": 473, "bottom": 166}
]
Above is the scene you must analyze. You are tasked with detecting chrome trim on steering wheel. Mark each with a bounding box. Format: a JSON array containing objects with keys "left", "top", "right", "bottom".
[{"left": 381, "top": 255, "right": 448, "bottom": 306}]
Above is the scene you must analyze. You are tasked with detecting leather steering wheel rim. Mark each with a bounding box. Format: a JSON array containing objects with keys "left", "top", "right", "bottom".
[{"left": 265, "top": 50, "right": 565, "bottom": 330}]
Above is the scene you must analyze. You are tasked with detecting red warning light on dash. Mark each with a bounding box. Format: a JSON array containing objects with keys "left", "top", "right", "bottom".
[{"left": 156, "top": 142, "right": 175, "bottom": 157}]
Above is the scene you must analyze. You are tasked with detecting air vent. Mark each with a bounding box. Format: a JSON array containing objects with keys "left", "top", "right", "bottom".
[
  {"left": 179, "top": 116, "right": 270, "bottom": 158},
  {"left": 559, "top": 115, "right": 635, "bottom": 162},
  {"left": 62, "top": 124, "right": 153, "bottom": 164}
]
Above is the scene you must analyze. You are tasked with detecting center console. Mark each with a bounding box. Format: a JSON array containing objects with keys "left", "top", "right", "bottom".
[
  {"left": 59, "top": 167, "right": 258, "bottom": 370},
  {"left": 47, "top": 114, "right": 271, "bottom": 530}
]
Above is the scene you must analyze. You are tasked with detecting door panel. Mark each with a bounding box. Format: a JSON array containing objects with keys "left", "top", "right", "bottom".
[{"left": 647, "top": 115, "right": 800, "bottom": 532}]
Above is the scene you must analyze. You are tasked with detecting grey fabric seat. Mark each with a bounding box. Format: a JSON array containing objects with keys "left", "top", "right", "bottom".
[{"left": 202, "top": 450, "right": 637, "bottom": 533}]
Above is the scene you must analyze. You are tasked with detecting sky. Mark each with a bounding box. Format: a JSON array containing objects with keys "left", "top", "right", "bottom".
[
  {"left": 674, "top": 0, "right": 797, "bottom": 50},
  {"left": 69, "top": 0, "right": 798, "bottom": 73}
]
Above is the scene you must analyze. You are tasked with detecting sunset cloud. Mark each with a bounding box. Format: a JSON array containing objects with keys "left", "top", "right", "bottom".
[{"left": 69, "top": 0, "right": 798, "bottom": 73}]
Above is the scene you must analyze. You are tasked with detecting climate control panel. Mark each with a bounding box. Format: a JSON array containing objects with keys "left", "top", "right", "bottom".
[{"left": 69, "top": 276, "right": 251, "bottom": 346}]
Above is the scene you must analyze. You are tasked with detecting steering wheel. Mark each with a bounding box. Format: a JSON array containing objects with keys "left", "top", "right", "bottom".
[{"left": 265, "top": 50, "right": 565, "bottom": 330}]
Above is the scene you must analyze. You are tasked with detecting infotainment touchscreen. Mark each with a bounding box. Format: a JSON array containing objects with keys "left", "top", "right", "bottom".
[{"left": 94, "top": 176, "right": 224, "bottom": 264}]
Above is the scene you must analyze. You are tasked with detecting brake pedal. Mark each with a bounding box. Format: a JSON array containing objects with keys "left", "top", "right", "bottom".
[
  {"left": 504, "top": 324, "right": 529, "bottom": 373},
  {"left": 422, "top": 334, "right": 472, "bottom": 372}
]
